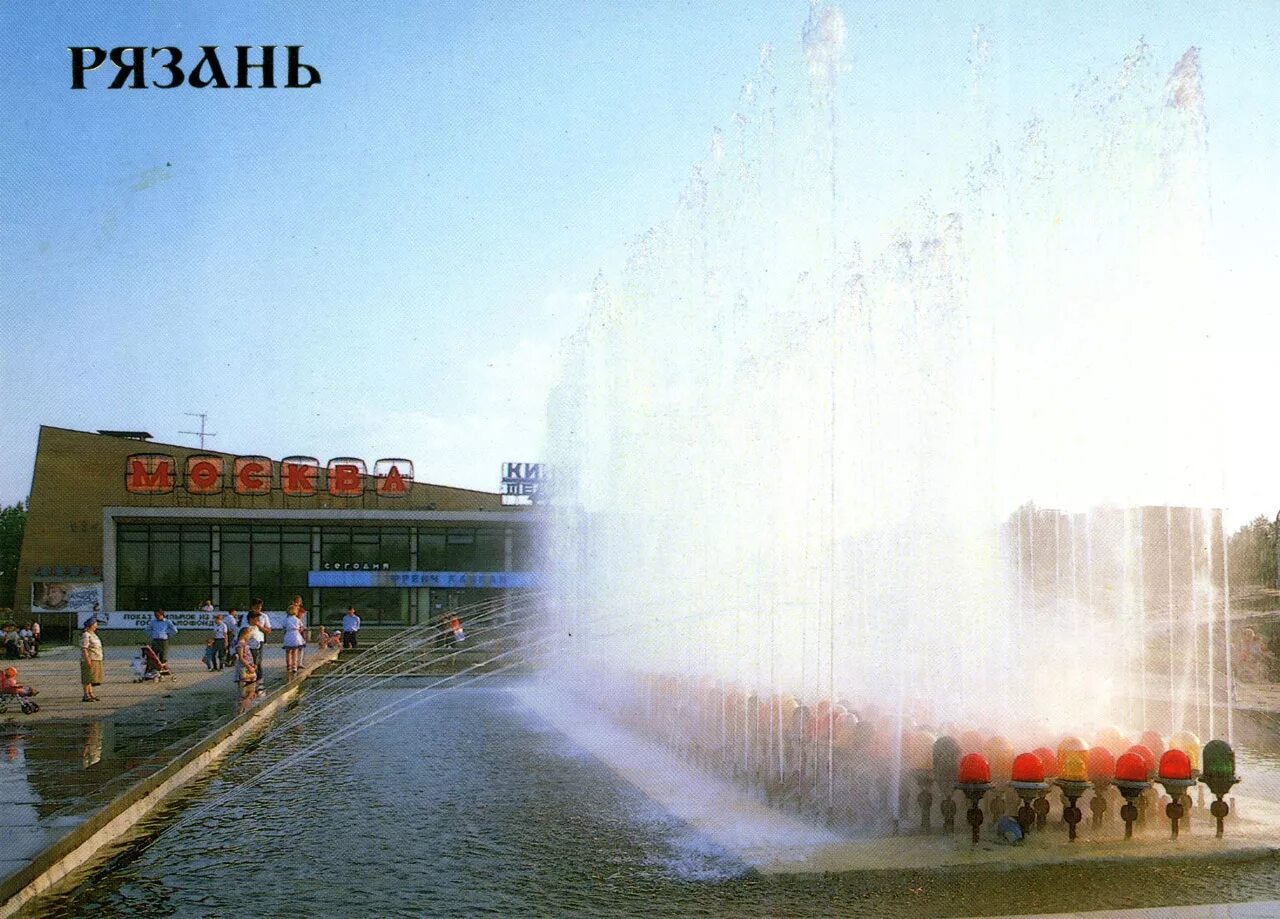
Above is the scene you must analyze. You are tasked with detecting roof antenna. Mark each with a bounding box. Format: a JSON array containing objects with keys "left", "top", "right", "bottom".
[{"left": 180, "top": 412, "right": 218, "bottom": 450}]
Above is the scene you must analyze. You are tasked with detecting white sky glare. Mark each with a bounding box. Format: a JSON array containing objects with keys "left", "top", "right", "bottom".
[{"left": 1, "top": 2, "right": 1279, "bottom": 527}]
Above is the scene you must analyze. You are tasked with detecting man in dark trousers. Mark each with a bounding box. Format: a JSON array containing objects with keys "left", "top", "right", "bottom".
[
  {"left": 341, "top": 606, "right": 361, "bottom": 649},
  {"left": 145, "top": 609, "right": 178, "bottom": 663}
]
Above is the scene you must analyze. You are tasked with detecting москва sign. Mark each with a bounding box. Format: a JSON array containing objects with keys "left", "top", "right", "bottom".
[{"left": 125, "top": 454, "right": 414, "bottom": 497}]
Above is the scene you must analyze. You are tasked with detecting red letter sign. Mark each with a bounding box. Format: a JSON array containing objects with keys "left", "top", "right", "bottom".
[
  {"left": 281, "top": 456, "right": 319, "bottom": 496},
  {"left": 327, "top": 458, "right": 365, "bottom": 496},
  {"left": 126, "top": 454, "right": 175, "bottom": 494},
  {"left": 186, "top": 455, "right": 224, "bottom": 495},
  {"left": 233, "top": 456, "right": 272, "bottom": 495},
  {"left": 374, "top": 458, "right": 413, "bottom": 497}
]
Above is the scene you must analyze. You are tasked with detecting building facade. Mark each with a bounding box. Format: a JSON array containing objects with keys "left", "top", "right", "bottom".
[{"left": 16, "top": 427, "right": 540, "bottom": 629}]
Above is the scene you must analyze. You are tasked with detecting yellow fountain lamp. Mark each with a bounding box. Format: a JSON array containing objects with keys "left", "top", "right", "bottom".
[
  {"left": 1054, "top": 750, "right": 1091, "bottom": 841},
  {"left": 1169, "top": 730, "right": 1203, "bottom": 774}
]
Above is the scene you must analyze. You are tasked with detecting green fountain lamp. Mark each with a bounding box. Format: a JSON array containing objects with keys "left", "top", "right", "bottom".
[{"left": 1199, "top": 739, "right": 1240, "bottom": 838}]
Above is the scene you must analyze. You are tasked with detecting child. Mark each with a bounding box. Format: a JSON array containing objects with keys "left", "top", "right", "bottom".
[
  {"left": 235, "top": 627, "right": 257, "bottom": 701},
  {"left": 0, "top": 666, "right": 37, "bottom": 698},
  {"left": 202, "top": 638, "right": 219, "bottom": 671}
]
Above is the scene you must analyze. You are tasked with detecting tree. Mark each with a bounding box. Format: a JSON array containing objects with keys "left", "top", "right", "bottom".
[
  {"left": 0, "top": 501, "right": 26, "bottom": 609},
  {"left": 1228, "top": 515, "right": 1277, "bottom": 588}
]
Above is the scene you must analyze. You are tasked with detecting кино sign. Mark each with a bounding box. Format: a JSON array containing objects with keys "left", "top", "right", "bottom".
[
  {"left": 500, "top": 462, "right": 545, "bottom": 500},
  {"left": 125, "top": 454, "right": 414, "bottom": 497}
]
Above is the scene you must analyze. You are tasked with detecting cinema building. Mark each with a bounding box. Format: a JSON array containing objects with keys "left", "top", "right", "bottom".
[{"left": 15, "top": 427, "right": 541, "bottom": 632}]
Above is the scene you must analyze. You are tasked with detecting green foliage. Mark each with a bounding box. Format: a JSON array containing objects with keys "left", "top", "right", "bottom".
[
  {"left": 0, "top": 501, "right": 26, "bottom": 609},
  {"left": 1228, "top": 515, "right": 1277, "bottom": 588}
]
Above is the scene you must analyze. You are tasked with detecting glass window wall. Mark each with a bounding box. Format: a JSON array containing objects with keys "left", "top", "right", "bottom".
[{"left": 115, "top": 524, "right": 211, "bottom": 611}]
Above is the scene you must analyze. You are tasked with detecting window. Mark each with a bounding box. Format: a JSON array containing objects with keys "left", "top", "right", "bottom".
[
  {"left": 382, "top": 529, "right": 410, "bottom": 570},
  {"left": 316, "top": 586, "right": 408, "bottom": 625},
  {"left": 445, "top": 530, "right": 474, "bottom": 569},
  {"left": 419, "top": 531, "right": 446, "bottom": 570},
  {"left": 321, "top": 528, "right": 351, "bottom": 567},
  {"left": 114, "top": 523, "right": 212, "bottom": 609},
  {"left": 474, "top": 530, "right": 504, "bottom": 570},
  {"left": 352, "top": 528, "right": 381, "bottom": 566},
  {"left": 281, "top": 542, "right": 311, "bottom": 584},
  {"left": 512, "top": 530, "right": 537, "bottom": 570},
  {"left": 151, "top": 541, "right": 180, "bottom": 585},
  {"left": 222, "top": 541, "right": 251, "bottom": 585},
  {"left": 181, "top": 540, "right": 211, "bottom": 584},
  {"left": 321, "top": 527, "right": 411, "bottom": 570},
  {"left": 118, "top": 543, "right": 148, "bottom": 586}
]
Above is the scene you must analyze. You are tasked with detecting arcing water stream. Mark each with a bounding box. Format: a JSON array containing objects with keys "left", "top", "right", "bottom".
[{"left": 542, "top": 4, "right": 1229, "bottom": 825}]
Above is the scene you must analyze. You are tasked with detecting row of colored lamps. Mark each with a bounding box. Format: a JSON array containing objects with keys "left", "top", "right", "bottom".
[{"left": 947, "top": 738, "right": 1239, "bottom": 843}]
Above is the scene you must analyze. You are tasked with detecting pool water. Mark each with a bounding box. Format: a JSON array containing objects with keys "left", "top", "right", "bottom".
[{"left": 20, "top": 681, "right": 1280, "bottom": 918}]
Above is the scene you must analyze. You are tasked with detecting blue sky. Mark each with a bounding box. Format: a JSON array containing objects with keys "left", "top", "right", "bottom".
[{"left": 2, "top": 2, "right": 1279, "bottom": 520}]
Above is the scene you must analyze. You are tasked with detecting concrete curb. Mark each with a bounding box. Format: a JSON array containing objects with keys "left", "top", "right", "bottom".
[{"left": 0, "top": 657, "right": 333, "bottom": 918}]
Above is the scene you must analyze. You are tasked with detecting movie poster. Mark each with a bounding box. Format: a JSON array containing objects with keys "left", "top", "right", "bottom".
[{"left": 31, "top": 579, "right": 102, "bottom": 613}]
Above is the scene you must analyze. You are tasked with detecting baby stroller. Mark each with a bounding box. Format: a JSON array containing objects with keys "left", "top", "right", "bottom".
[
  {"left": 134, "top": 645, "right": 173, "bottom": 682},
  {"left": 0, "top": 669, "right": 38, "bottom": 714},
  {"left": 0, "top": 690, "right": 38, "bottom": 715}
]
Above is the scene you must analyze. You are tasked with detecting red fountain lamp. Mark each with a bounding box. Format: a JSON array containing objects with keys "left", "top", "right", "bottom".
[
  {"left": 1114, "top": 751, "right": 1151, "bottom": 840},
  {"left": 1156, "top": 749, "right": 1195, "bottom": 840},
  {"left": 955, "top": 753, "right": 994, "bottom": 844}
]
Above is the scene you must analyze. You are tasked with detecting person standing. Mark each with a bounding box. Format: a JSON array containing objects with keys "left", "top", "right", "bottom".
[
  {"left": 341, "top": 606, "right": 361, "bottom": 650},
  {"left": 234, "top": 626, "right": 257, "bottom": 704},
  {"left": 246, "top": 611, "right": 267, "bottom": 687},
  {"left": 146, "top": 610, "right": 178, "bottom": 664},
  {"left": 246, "top": 598, "right": 272, "bottom": 675},
  {"left": 210, "top": 613, "right": 229, "bottom": 672},
  {"left": 80, "top": 619, "right": 103, "bottom": 702},
  {"left": 218, "top": 611, "right": 237, "bottom": 667},
  {"left": 283, "top": 599, "right": 306, "bottom": 675}
]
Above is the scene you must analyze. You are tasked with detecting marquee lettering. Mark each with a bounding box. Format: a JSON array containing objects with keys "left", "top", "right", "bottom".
[
  {"left": 233, "top": 456, "right": 271, "bottom": 495},
  {"left": 328, "top": 462, "right": 364, "bottom": 497},
  {"left": 282, "top": 461, "right": 319, "bottom": 497},
  {"left": 125, "top": 454, "right": 413, "bottom": 497},
  {"left": 186, "top": 455, "right": 224, "bottom": 495},
  {"left": 125, "top": 455, "right": 176, "bottom": 494}
]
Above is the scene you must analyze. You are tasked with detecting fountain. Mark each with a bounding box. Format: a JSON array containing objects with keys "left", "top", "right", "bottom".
[{"left": 536, "top": 1, "right": 1248, "bottom": 864}]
